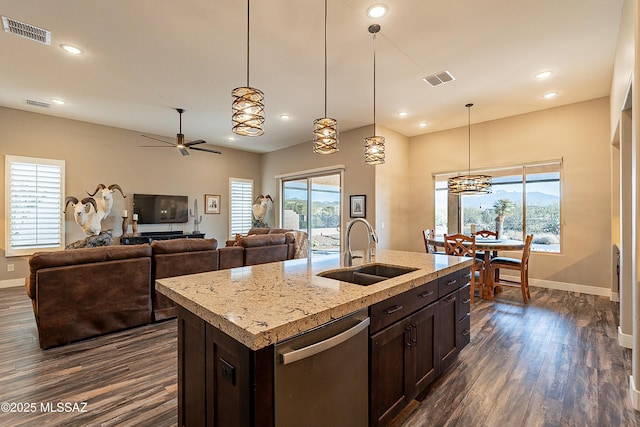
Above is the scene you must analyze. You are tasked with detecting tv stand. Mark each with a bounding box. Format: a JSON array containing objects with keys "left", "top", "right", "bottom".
[{"left": 120, "top": 231, "right": 205, "bottom": 245}]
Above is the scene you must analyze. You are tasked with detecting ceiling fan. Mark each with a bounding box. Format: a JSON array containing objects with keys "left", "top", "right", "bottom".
[{"left": 141, "top": 108, "right": 222, "bottom": 156}]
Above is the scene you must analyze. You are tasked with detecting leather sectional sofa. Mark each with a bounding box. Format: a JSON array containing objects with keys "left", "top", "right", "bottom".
[{"left": 26, "top": 230, "right": 307, "bottom": 349}]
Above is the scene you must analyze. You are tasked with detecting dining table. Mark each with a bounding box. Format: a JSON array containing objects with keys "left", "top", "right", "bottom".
[{"left": 427, "top": 235, "right": 525, "bottom": 299}]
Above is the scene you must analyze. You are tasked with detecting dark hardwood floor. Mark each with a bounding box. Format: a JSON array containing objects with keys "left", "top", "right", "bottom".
[{"left": 0, "top": 285, "right": 638, "bottom": 426}]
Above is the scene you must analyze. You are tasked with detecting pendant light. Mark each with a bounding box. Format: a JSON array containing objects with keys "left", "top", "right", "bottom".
[
  {"left": 313, "top": 0, "right": 338, "bottom": 154},
  {"left": 364, "top": 24, "right": 385, "bottom": 165},
  {"left": 232, "top": 0, "right": 265, "bottom": 137},
  {"left": 447, "top": 103, "right": 492, "bottom": 194}
]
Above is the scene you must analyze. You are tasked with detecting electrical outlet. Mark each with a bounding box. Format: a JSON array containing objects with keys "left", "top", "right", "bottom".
[{"left": 7, "top": 264, "right": 15, "bottom": 272}]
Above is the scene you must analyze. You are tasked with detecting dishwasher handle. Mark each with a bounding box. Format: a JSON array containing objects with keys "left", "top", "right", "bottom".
[{"left": 279, "top": 317, "right": 370, "bottom": 365}]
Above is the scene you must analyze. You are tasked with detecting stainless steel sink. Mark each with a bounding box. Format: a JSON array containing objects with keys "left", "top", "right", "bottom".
[
  {"left": 317, "top": 263, "right": 418, "bottom": 286},
  {"left": 355, "top": 264, "right": 417, "bottom": 278}
]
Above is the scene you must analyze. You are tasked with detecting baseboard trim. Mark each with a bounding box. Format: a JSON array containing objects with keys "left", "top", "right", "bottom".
[
  {"left": 501, "top": 275, "right": 611, "bottom": 297},
  {"left": 610, "top": 291, "right": 620, "bottom": 302},
  {"left": 619, "top": 326, "right": 633, "bottom": 349},
  {"left": 0, "top": 278, "right": 23, "bottom": 289},
  {"left": 630, "top": 375, "right": 640, "bottom": 410}
]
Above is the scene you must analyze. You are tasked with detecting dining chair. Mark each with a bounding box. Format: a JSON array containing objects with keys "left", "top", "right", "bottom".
[
  {"left": 422, "top": 229, "right": 445, "bottom": 254},
  {"left": 474, "top": 229, "right": 500, "bottom": 278},
  {"left": 475, "top": 230, "right": 499, "bottom": 239},
  {"left": 488, "top": 234, "right": 533, "bottom": 303},
  {"left": 443, "top": 233, "right": 485, "bottom": 303}
]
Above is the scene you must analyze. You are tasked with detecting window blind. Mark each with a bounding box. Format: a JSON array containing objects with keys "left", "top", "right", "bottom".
[
  {"left": 6, "top": 156, "right": 65, "bottom": 256},
  {"left": 229, "top": 178, "right": 253, "bottom": 238}
]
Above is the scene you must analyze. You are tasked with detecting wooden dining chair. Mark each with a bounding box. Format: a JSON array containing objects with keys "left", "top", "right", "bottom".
[
  {"left": 474, "top": 229, "right": 500, "bottom": 278},
  {"left": 488, "top": 234, "right": 533, "bottom": 303},
  {"left": 443, "top": 233, "right": 485, "bottom": 303},
  {"left": 422, "top": 229, "right": 444, "bottom": 254},
  {"left": 475, "top": 230, "right": 498, "bottom": 239}
]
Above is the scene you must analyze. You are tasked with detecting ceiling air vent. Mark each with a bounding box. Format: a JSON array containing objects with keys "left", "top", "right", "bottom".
[
  {"left": 422, "top": 70, "right": 456, "bottom": 87},
  {"left": 2, "top": 16, "right": 51, "bottom": 45},
  {"left": 26, "top": 99, "right": 50, "bottom": 109}
]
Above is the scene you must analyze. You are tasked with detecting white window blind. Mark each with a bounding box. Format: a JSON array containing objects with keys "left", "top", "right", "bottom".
[
  {"left": 6, "top": 155, "right": 65, "bottom": 256},
  {"left": 229, "top": 177, "right": 253, "bottom": 238}
]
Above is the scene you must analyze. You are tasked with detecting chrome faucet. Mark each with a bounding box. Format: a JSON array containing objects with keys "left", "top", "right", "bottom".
[{"left": 344, "top": 218, "right": 379, "bottom": 266}]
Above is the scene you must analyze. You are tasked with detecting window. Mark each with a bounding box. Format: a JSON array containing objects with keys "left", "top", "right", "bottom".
[
  {"left": 6, "top": 155, "right": 65, "bottom": 257},
  {"left": 434, "top": 161, "right": 561, "bottom": 253},
  {"left": 229, "top": 177, "right": 253, "bottom": 238}
]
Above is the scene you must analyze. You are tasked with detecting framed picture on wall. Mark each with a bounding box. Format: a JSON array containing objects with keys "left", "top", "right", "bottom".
[
  {"left": 350, "top": 195, "right": 366, "bottom": 218},
  {"left": 205, "top": 194, "right": 220, "bottom": 214}
]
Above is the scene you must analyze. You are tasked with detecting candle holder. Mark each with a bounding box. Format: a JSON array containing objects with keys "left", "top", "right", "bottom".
[
  {"left": 132, "top": 219, "right": 138, "bottom": 235},
  {"left": 122, "top": 216, "right": 128, "bottom": 236}
]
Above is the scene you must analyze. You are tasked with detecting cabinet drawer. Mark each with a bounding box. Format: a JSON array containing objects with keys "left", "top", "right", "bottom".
[
  {"left": 459, "top": 268, "right": 472, "bottom": 285},
  {"left": 457, "top": 313, "right": 471, "bottom": 349},
  {"left": 438, "top": 271, "right": 461, "bottom": 297},
  {"left": 369, "top": 280, "right": 437, "bottom": 334},
  {"left": 457, "top": 284, "right": 471, "bottom": 321}
]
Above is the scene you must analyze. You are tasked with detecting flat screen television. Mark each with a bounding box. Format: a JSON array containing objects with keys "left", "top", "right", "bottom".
[{"left": 133, "top": 194, "right": 189, "bottom": 224}]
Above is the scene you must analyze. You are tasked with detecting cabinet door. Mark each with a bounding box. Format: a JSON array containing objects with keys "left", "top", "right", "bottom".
[
  {"left": 370, "top": 319, "right": 411, "bottom": 427},
  {"left": 408, "top": 302, "right": 439, "bottom": 397},
  {"left": 438, "top": 292, "right": 458, "bottom": 371}
]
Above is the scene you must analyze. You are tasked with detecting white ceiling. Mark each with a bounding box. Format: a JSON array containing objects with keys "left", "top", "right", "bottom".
[{"left": 0, "top": 0, "right": 624, "bottom": 154}]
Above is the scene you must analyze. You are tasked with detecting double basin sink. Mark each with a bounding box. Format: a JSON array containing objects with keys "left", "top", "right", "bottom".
[{"left": 317, "top": 263, "right": 418, "bottom": 286}]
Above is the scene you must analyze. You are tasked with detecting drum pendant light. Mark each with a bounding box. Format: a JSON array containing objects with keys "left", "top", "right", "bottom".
[
  {"left": 313, "top": 0, "right": 339, "bottom": 154},
  {"left": 447, "top": 103, "right": 492, "bottom": 194},
  {"left": 232, "top": 0, "right": 265, "bottom": 137},
  {"left": 364, "top": 24, "right": 385, "bottom": 165}
]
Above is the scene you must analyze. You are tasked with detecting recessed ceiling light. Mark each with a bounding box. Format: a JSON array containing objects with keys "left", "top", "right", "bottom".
[
  {"left": 280, "top": 114, "right": 291, "bottom": 120},
  {"left": 536, "top": 71, "right": 552, "bottom": 79},
  {"left": 543, "top": 92, "right": 558, "bottom": 99},
  {"left": 50, "top": 98, "right": 65, "bottom": 105},
  {"left": 397, "top": 111, "right": 408, "bottom": 117},
  {"left": 418, "top": 122, "right": 428, "bottom": 128},
  {"left": 367, "top": 4, "right": 388, "bottom": 18},
  {"left": 60, "top": 44, "right": 83, "bottom": 55}
]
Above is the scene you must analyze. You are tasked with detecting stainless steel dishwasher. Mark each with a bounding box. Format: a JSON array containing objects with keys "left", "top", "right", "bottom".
[{"left": 275, "top": 309, "right": 370, "bottom": 427}]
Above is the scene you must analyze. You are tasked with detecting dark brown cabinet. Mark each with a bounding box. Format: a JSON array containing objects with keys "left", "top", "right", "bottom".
[{"left": 369, "top": 267, "right": 471, "bottom": 426}]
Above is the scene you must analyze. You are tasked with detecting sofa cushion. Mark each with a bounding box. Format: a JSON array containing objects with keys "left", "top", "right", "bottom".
[
  {"left": 238, "top": 234, "right": 286, "bottom": 248},
  {"left": 151, "top": 237, "right": 218, "bottom": 254},
  {"left": 26, "top": 245, "right": 152, "bottom": 301},
  {"left": 247, "top": 227, "right": 270, "bottom": 235}
]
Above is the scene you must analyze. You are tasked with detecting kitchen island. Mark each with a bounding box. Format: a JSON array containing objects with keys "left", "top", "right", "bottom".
[{"left": 157, "top": 249, "right": 473, "bottom": 427}]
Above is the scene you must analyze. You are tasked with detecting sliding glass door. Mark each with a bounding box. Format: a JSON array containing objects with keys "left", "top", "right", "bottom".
[{"left": 282, "top": 172, "right": 341, "bottom": 256}]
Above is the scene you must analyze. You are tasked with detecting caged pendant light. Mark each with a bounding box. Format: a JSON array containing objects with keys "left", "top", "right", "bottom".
[
  {"left": 313, "top": 0, "right": 339, "bottom": 154},
  {"left": 364, "top": 24, "right": 385, "bottom": 165},
  {"left": 447, "top": 103, "right": 492, "bottom": 194},
  {"left": 232, "top": 0, "right": 265, "bottom": 137}
]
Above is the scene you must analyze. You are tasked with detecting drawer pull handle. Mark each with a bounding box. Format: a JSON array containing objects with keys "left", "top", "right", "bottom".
[
  {"left": 462, "top": 298, "right": 471, "bottom": 304},
  {"left": 386, "top": 305, "right": 404, "bottom": 315},
  {"left": 419, "top": 290, "right": 435, "bottom": 298},
  {"left": 446, "top": 279, "right": 457, "bottom": 286},
  {"left": 462, "top": 329, "right": 471, "bottom": 336},
  {"left": 463, "top": 273, "right": 472, "bottom": 279},
  {"left": 445, "top": 295, "right": 456, "bottom": 303}
]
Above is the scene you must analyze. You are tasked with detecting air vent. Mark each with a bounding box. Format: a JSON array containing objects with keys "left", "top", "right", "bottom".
[
  {"left": 2, "top": 16, "right": 51, "bottom": 45},
  {"left": 423, "top": 70, "right": 456, "bottom": 87},
  {"left": 26, "top": 99, "right": 50, "bottom": 109}
]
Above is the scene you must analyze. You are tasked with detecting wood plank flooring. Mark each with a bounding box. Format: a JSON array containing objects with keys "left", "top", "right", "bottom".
[{"left": 0, "top": 285, "right": 638, "bottom": 426}]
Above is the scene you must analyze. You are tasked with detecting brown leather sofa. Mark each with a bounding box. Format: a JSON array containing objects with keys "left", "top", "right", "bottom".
[
  {"left": 151, "top": 238, "right": 220, "bottom": 321},
  {"left": 26, "top": 245, "right": 153, "bottom": 349},
  {"left": 26, "top": 232, "right": 307, "bottom": 349}
]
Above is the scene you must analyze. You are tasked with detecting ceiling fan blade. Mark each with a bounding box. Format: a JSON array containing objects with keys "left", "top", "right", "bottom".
[
  {"left": 141, "top": 135, "right": 174, "bottom": 146},
  {"left": 190, "top": 146, "right": 222, "bottom": 155},
  {"left": 185, "top": 139, "right": 206, "bottom": 146},
  {"left": 139, "top": 145, "right": 174, "bottom": 148},
  {"left": 178, "top": 146, "right": 190, "bottom": 156}
]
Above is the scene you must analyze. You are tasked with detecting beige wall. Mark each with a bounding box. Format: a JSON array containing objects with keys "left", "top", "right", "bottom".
[
  {"left": 408, "top": 98, "right": 612, "bottom": 288},
  {"left": 373, "top": 125, "right": 411, "bottom": 251},
  {"left": 0, "top": 106, "right": 261, "bottom": 282},
  {"left": 610, "top": 0, "right": 634, "bottom": 142}
]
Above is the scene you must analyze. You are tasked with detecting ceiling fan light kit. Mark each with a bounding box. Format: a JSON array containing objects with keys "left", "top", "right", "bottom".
[
  {"left": 313, "top": 0, "right": 339, "bottom": 154},
  {"left": 232, "top": 0, "right": 265, "bottom": 137},
  {"left": 447, "top": 103, "right": 492, "bottom": 195},
  {"left": 364, "top": 24, "right": 385, "bottom": 165}
]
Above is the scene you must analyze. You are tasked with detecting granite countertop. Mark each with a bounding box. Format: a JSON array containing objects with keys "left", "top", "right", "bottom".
[{"left": 156, "top": 249, "right": 472, "bottom": 350}]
